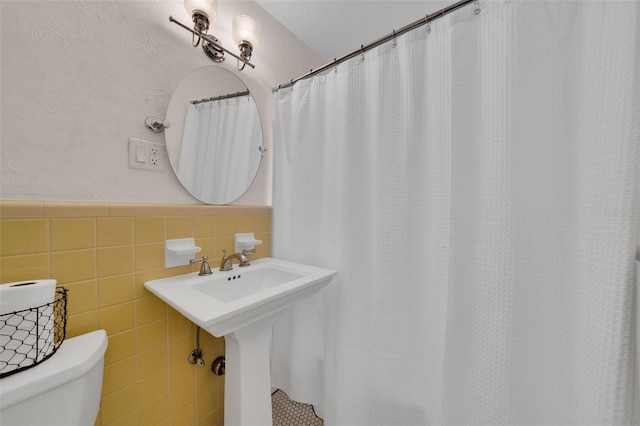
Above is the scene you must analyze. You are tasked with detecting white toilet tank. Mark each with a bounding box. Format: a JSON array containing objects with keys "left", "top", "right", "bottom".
[{"left": 0, "top": 330, "right": 108, "bottom": 426}]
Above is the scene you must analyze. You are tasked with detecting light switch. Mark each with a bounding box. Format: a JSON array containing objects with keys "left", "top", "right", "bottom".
[{"left": 136, "top": 145, "right": 147, "bottom": 163}]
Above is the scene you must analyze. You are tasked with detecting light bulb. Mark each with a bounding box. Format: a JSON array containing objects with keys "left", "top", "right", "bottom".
[
  {"left": 232, "top": 15, "right": 261, "bottom": 50},
  {"left": 184, "top": 0, "right": 217, "bottom": 30}
]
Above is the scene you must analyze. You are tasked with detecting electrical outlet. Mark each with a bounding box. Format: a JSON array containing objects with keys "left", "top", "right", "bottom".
[
  {"left": 149, "top": 146, "right": 160, "bottom": 167},
  {"left": 128, "top": 138, "right": 165, "bottom": 172}
]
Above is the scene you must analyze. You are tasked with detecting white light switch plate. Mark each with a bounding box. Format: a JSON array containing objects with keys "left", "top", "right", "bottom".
[{"left": 128, "top": 138, "right": 165, "bottom": 172}]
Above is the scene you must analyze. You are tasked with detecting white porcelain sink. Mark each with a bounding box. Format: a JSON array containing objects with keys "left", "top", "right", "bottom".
[
  {"left": 144, "top": 257, "right": 336, "bottom": 426},
  {"left": 145, "top": 257, "right": 335, "bottom": 337},
  {"left": 193, "top": 265, "right": 305, "bottom": 303}
]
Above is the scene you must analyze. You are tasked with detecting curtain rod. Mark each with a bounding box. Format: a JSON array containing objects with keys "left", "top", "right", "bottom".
[
  {"left": 272, "top": 0, "right": 477, "bottom": 93},
  {"left": 191, "top": 90, "right": 251, "bottom": 105}
]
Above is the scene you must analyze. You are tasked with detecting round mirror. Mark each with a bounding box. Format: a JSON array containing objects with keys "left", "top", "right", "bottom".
[{"left": 165, "top": 66, "right": 263, "bottom": 204}]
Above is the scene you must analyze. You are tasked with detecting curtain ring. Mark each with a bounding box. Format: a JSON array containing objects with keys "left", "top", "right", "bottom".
[
  {"left": 334, "top": 58, "right": 338, "bottom": 73},
  {"left": 425, "top": 14, "right": 431, "bottom": 34},
  {"left": 391, "top": 30, "right": 397, "bottom": 48},
  {"left": 360, "top": 44, "right": 365, "bottom": 62},
  {"left": 474, "top": 0, "right": 481, "bottom": 15}
]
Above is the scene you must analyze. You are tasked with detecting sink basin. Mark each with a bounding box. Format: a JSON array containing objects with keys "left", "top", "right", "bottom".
[
  {"left": 192, "top": 265, "right": 305, "bottom": 303},
  {"left": 145, "top": 257, "right": 336, "bottom": 337},
  {"left": 144, "top": 257, "right": 336, "bottom": 426}
]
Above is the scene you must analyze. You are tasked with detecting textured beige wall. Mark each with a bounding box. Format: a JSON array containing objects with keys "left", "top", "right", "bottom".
[{"left": 0, "top": 1, "right": 323, "bottom": 205}]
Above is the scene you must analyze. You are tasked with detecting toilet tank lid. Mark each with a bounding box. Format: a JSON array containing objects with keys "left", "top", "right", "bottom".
[{"left": 0, "top": 330, "right": 108, "bottom": 411}]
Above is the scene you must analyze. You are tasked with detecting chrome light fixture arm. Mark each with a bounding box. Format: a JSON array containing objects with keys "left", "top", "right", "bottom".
[{"left": 169, "top": 16, "right": 255, "bottom": 70}]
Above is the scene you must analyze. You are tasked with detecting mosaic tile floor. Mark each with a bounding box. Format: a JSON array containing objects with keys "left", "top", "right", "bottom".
[{"left": 272, "top": 389, "right": 324, "bottom": 426}]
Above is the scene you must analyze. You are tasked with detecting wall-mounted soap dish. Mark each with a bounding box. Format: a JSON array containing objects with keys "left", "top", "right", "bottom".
[
  {"left": 165, "top": 238, "right": 201, "bottom": 267},
  {"left": 235, "top": 233, "right": 262, "bottom": 253}
]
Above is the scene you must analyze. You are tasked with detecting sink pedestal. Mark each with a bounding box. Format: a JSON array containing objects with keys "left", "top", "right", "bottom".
[
  {"left": 223, "top": 321, "right": 275, "bottom": 426},
  {"left": 144, "top": 258, "right": 337, "bottom": 426}
]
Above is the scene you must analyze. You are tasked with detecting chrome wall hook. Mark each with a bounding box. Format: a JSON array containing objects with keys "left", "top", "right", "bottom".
[{"left": 145, "top": 116, "right": 171, "bottom": 133}]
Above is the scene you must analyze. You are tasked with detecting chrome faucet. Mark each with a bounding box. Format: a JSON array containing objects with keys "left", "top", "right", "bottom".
[
  {"left": 219, "top": 249, "right": 255, "bottom": 271},
  {"left": 190, "top": 256, "right": 212, "bottom": 276}
]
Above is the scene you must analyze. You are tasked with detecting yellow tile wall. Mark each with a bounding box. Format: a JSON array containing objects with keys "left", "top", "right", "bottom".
[{"left": 0, "top": 201, "right": 273, "bottom": 426}]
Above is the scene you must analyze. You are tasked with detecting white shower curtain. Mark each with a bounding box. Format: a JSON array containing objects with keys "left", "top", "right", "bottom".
[
  {"left": 272, "top": 1, "right": 640, "bottom": 425},
  {"left": 178, "top": 95, "right": 261, "bottom": 203}
]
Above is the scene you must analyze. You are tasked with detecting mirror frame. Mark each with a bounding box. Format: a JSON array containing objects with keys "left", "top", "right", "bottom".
[{"left": 165, "top": 66, "right": 264, "bottom": 204}]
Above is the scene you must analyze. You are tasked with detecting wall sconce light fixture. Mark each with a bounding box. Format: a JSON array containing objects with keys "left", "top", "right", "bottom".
[{"left": 169, "top": 0, "right": 260, "bottom": 71}]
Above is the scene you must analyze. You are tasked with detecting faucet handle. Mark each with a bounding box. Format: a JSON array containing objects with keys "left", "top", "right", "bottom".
[
  {"left": 190, "top": 256, "right": 206, "bottom": 264},
  {"left": 222, "top": 249, "right": 227, "bottom": 259},
  {"left": 190, "top": 256, "right": 212, "bottom": 276}
]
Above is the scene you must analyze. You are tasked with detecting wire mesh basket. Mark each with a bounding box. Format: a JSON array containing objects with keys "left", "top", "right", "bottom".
[{"left": 0, "top": 287, "right": 68, "bottom": 378}]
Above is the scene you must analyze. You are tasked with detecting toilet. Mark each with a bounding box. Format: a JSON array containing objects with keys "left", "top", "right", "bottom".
[{"left": 0, "top": 330, "right": 108, "bottom": 426}]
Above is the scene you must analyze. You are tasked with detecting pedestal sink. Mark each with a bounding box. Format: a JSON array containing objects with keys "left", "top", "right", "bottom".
[{"left": 144, "top": 258, "right": 336, "bottom": 426}]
